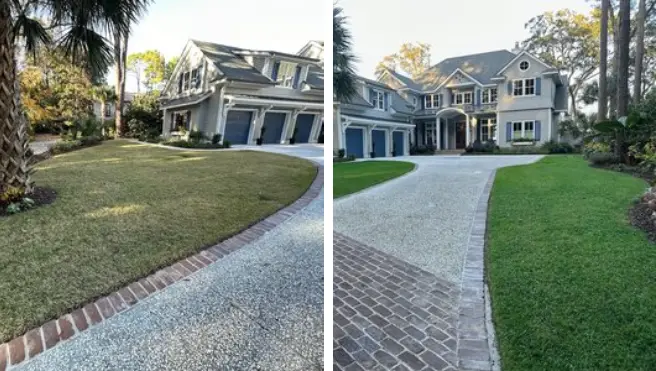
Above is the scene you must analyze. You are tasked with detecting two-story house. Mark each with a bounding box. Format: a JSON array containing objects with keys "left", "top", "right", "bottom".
[
  {"left": 160, "top": 40, "right": 324, "bottom": 145},
  {"left": 334, "top": 48, "right": 568, "bottom": 158}
]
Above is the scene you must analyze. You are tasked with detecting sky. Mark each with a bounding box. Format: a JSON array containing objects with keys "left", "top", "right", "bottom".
[
  {"left": 339, "top": 0, "right": 595, "bottom": 79},
  {"left": 109, "top": 0, "right": 324, "bottom": 92}
]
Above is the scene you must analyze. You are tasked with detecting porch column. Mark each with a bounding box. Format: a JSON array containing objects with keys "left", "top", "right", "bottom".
[
  {"left": 364, "top": 126, "right": 373, "bottom": 158},
  {"left": 410, "top": 120, "right": 416, "bottom": 145},
  {"left": 335, "top": 106, "right": 343, "bottom": 152},
  {"left": 445, "top": 119, "right": 450, "bottom": 149},
  {"left": 249, "top": 108, "right": 267, "bottom": 145},
  {"left": 466, "top": 115, "right": 471, "bottom": 145},
  {"left": 214, "top": 86, "right": 227, "bottom": 143},
  {"left": 403, "top": 131, "right": 410, "bottom": 156},
  {"left": 388, "top": 129, "right": 394, "bottom": 156},
  {"left": 162, "top": 108, "right": 168, "bottom": 134},
  {"left": 281, "top": 109, "right": 299, "bottom": 144},
  {"left": 436, "top": 118, "right": 442, "bottom": 150},
  {"left": 309, "top": 114, "right": 322, "bottom": 143}
]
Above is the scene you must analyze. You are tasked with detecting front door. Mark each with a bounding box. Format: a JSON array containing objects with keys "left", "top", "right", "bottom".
[{"left": 456, "top": 122, "right": 466, "bottom": 149}]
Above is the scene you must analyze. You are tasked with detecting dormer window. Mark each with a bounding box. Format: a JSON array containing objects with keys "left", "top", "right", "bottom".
[
  {"left": 519, "top": 60, "right": 530, "bottom": 71},
  {"left": 271, "top": 60, "right": 300, "bottom": 88},
  {"left": 513, "top": 78, "right": 535, "bottom": 96},
  {"left": 453, "top": 91, "right": 472, "bottom": 105},
  {"left": 372, "top": 90, "right": 385, "bottom": 110},
  {"left": 424, "top": 94, "right": 440, "bottom": 109}
]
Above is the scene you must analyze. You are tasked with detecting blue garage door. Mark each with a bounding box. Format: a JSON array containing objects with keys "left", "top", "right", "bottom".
[
  {"left": 295, "top": 114, "right": 314, "bottom": 143},
  {"left": 262, "top": 112, "right": 286, "bottom": 144},
  {"left": 393, "top": 131, "right": 405, "bottom": 156},
  {"left": 372, "top": 129, "right": 387, "bottom": 158},
  {"left": 224, "top": 111, "right": 252, "bottom": 144},
  {"left": 345, "top": 127, "right": 364, "bottom": 158}
]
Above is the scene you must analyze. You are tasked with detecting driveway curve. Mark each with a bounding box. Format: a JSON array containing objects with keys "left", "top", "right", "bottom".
[{"left": 333, "top": 155, "right": 542, "bottom": 284}]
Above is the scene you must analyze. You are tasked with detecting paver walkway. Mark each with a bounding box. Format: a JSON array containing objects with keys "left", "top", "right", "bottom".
[
  {"left": 333, "top": 155, "right": 542, "bottom": 371},
  {"left": 15, "top": 146, "right": 324, "bottom": 371}
]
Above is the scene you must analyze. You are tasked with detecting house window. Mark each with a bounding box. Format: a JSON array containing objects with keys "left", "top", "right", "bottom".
[
  {"left": 184, "top": 71, "right": 191, "bottom": 90},
  {"left": 275, "top": 61, "right": 298, "bottom": 88},
  {"left": 453, "top": 91, "right": 472, "bottom": 105},
  {"left": 480, "top": 118, "right": 497, "bottom": 142},
  {"left": 513, "top": 78, "right": 536, "bottom": 96},
  {"left": 425, "top": 122, "right": 436, "bottom": 146},
  {"left": 412, "top": 96, "right": 417, "bottom": 107},
  {"left": 191, "top": 68, "right": 198, "bottom": 89},
  {"left": 512, "top": 120, "right": 535, "bottom": 140},
  {"left": 372, "top": 90, "right": 385, "bottom": 110},
  {"left": 482, "top": 88, "right": 498, "bottom": 104},
  {"left": 424, "top": 94, "right": 440, "bottom": 109},
  {"left": 519, "top": 60, "right": 530, "bottom": 71},
  {"left": 171, "top": 111, "right": 191, "bottom": 132}
]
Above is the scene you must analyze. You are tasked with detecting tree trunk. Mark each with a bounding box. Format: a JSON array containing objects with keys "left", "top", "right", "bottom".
[
  {"left": 0, "top": 2, "right": 33, "bottom": 192},
  {"left": 113, "top": 30, "right": 124, "bottom": 137},
  {"left": 609, "top": 6, "right": 619, "bottom": 118},
  {"left": 634, "top": 0, "right": 646, "bottom": 103},
  {"left": 616, "top": 0, "right": 631, "bottom": 162},
  {"left": 599, "top": 0, "right": 609, "bottom": 120},
  {"left": 569, "top": 89, "right": 579, "bottom": 118}
]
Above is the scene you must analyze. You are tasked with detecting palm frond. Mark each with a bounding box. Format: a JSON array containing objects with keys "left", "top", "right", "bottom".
[
  {"left": 333, "top": 6, "right": 358, "bottom": 102},
  {"left": 13, "top": 14, "right": 51, "bottom": 56},
  {"left": 58, "top": 24, "right": 113, "bottom": 78}
]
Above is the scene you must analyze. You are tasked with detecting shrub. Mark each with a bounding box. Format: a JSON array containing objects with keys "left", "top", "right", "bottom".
[
  {"left": 588, "top": 152, "right": 620, "bottom": 165},
  {"left": 211, "top": 134, "right": 222, "bottom": 145},
  {"left": 52, "top": 140, "right": 82, "bottom": 154},
  {"left": 0, "top": 186, "right": 25, "bottom": 208},
  {"left": 410, "top": 143, "right": 435, "bottom": 155},
  {"left": 583, "top": 141, "right": 611, "bottom": 159},
  {"left": 188, "top": 130, "right": 206, "bottom": 143},
  {"left": 333, "top": 154, "right": 356, "bottom": 163},
  {"left": 541, "top": 140, "right": 574, "bottom": 154},
  {"left": 124, "top": 91, "right": 162, "bottom": 138},
  {"left": 337, "top": 149, "right": 345, "bottom": 158},
  {"left": 165, "top": 140, "right": 229, "bottom": 149}
]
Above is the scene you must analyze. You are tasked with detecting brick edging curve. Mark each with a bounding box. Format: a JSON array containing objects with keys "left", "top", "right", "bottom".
[
  {"left": 0, "top": 165, "right": 323, "bottom": 371},
  {"left": 456, "top": 170, "right": 500, "bottom": 371}
]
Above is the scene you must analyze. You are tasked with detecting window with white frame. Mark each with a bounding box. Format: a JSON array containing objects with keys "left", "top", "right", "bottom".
[
  {"left": 512, "top": 120, "right": 535, "bottom": 140},
  {"left": 424, "top": 94, "right": 440, "bottom": 109},
  {"left": 425, "top": 122, "right": 436, "bottom": 146},
  {"left": 453, "top": 91, "right": 472, "bottom": 105},
  {"left": 275, "top": 61, "right": 298, "bottom": 88},
  {"left": 171, "top": 111, "right": 191, "bottom": 132},
  {"left": 372, "top": 90, "right": 385, "bottom": 110},
  {"left": 482, "top": 88, "right": 498, "bottom": 103},
  {"left": 480, "top": 118, "right": 497, "bottom": 142},
  {"left": 513, "top": 78, "right": 536, "bottom": 96},
  {"left": 519, "top": 60, "right": 530, "bottom": 71}
]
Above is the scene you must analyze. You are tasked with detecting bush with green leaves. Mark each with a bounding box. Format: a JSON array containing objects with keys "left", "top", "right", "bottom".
[
  {"left": 541, "top": 140, "right": 574, "bottom": 154},
  {"left": 188, "top": 130, "right": 207, "bottom": 143},
  {"left": 588, "top": 152, "right": 620, "bottom": 165},
  {"left": 582, "top": 141, "right": 611, "bottom": 159},
  {"left": 211, "top": 134, "right": 222, "bottom": 145},
  {"left": 124, "top": 92, "right": 162, "bottom": 138},
  {"left": 165, "top": 140, "right": 230, "bottom": 149}
]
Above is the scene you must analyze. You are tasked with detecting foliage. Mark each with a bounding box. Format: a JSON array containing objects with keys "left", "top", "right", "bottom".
[
  {"left": 410, "top": 143, "right": 436, "bottom": 155},
  {"left": 20, "top": 44, "right": 96, "bottom": 132},
  {"left": 164, "top": 56, "right": 180, "bottom": 81},
  {"left": 333, "top": 6, "right": 358, "bottom": 102},
  {"left": 124, "top": 91, "right": 162, "bottom": 138},
  {"left": 337, "top": 149, "right": 345, "bottom": 158},
  {"left": 558, "top": 113, "right": 596, "bottom": 139},
  {"left": 466, "top": 140, "right": 497, "bottom": 153},
  {"left": 188, "top": 130, "right": 207, "bottom": 143},
  {"left": 164, "top": 140, "right": 230, "bottom": 149},
  {"left": 0, "top": 186, "right": 26, "bottom": 208},
  {"left": 211, "top": 134, "right": 222, "bottom": 145},
  {"left": 541, "top": 140, "right": 574, "bottom": 153},
  {"left": 522, "top": 9, "right": 599, "bottom": 115},
  {"left": 51, "top": 136, "right": 103, "bottom": 155},
  {"left": 333, "top": 155, "right": 356, "bottom": 163},
  {"left": 127, "top": 50, "right": 166, "bottom": 92},
  {"left": 510, "top": 137, "right": 536, "bottom": 143},
  {"left": 582, "top": 140, "right": 611, "bottom": 158},
  {"left": 375, "top": 42, "right": 431, "bottom": 79},
  {"left": 588, "top": 151, "right": 620, "bottom": 165}
]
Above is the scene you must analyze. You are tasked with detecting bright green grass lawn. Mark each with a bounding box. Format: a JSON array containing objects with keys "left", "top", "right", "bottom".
[
  {"left": 0, "top": 140, "right": 316, "bottom": 342},
  {"left": 333, "top": 161, "right": 415, "bottom": 198},
  {"left": 487, "top": 155, "right": 656, "bottom": 370}
]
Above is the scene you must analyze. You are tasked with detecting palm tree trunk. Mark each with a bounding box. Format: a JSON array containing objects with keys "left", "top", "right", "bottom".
[
  {"left": 609, "top": 7, "right": 619, "bottom": 118},
  {"left": 0, "top": 2, "right": 33, "bottom": 192},
  {"left": 634, "top": 0, "right": 646, "bottom": 103},
  {"left": 616, "top": 0, "right": 631, "bottom": 162},
  {"left": 114, "top": 30, "right": 125, "bottom": 136},
  {"left": 599, "top": 0, "right": 609, "bottom": 120}
]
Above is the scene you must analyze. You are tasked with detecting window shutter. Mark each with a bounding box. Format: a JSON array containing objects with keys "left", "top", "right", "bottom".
[
  {"left": 451, "top": 93, "right": 455, "bottom": 104},
  {"left": 178, "top": 75, "right": 183, "bottom": 93},
  {"left": 439, "top": 93, "right": 443, "bottom": 107},
  {"left": 421, "top": 95, "right": 425, "bottom": 109},
  {"left": 369, "top": 88, "right": 375, "bottom": 105},
  {"left": 196, "top": 66, "right": 203, "bottom": 89},
  {"left": 384, "top": 92, "right": 389, "bottom": 110},
  {"left": 535, "top": 120, "right": 541, "bottom": 140},
  {"left": 186, "top": 111, "right": 192, "bottom": 131},
  {"left": 271, "top": 61, "right": 280, "bottom": 81},
  {"left": 476, "top": 89, "right": 481, "bottom": 106},
  {"left": 506, "top": 122, "right": 512, "bottom": 141},
  {"left": 293, "top": 65, "right": 302, "bottom": 89},
  {"left": 507, "top": 81, "right": 512, "bottom": 96},
  {"left": 535, "top": 77, "right": 542, "bottom": 95}
]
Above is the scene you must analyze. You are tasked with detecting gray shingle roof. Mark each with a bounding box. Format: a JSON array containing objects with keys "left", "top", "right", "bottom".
[
  {"left": 390, "top": 50, "right": 518, "bottom": 92},
  {"left": 192, "top": 40, "right": 275, "bottom": 84}
]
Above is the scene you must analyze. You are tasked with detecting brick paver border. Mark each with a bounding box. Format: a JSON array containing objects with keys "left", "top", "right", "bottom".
[
  {"left": 0, "top": 165, "right": 323, "bottom": 371},
  {"left": 457, "top": 170, "right": 500, "bottom": 371}
]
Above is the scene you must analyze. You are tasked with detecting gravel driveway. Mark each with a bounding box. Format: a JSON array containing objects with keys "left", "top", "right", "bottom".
[{"left": 333, "top": 155, "right": 542, "bottom": 284}]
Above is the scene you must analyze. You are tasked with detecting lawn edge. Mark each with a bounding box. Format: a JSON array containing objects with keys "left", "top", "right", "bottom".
[
  {"left": 0, "top": 165, "right": 323, "bottom": 371},
  {"left": 333, "top": 160, "right": 418, "bottom": 201},
  {"left": 456, "top": 170, "right": 501, "bottom": 371}
]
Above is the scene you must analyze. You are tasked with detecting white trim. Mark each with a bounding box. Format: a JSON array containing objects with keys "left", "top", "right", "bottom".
[
  {"left": 424, "top": 94, "right": 440, "bottom": 109},
  {"left": 547, "top": 108, "right": 552, "bottom": 141},
  {"left": 519, "top": 60, "right": 530, "bottom": 71},
  {"left": 481, "top": 87, "right": 498, "bottom": 104},
  {"left": 511, "top": 78, "right": 536, "bottom": 97},
  {"left": 372, "top": 89, "right": 385, "bottom": 111},
  {"left": 341, "top": 115, "right": 415, "bottom": 129},
  {"left": 511, "top": 120, "right": 536, "bottom": 140},
  {"left": 161, "top": 88, "right": 215, "bottom": 110},
  {"left": 495, "top": 50, "right": 554, "bottom": 76},
  {"left": 435, "top": 68, "right": 484, "bottom": 91},
  {"left": 223, "top": 95, "right": 323, "bottom": 110}
]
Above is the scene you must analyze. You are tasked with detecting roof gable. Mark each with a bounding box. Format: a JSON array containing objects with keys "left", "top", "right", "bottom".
[
  {"left": 494, "top": 50, "right": 554, "bottom": 76},
  {"left": 191, "top": 40, "right": 274, "bottom": 85}
]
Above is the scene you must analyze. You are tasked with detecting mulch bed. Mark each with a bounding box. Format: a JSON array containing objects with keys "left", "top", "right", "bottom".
[
  {"left": 629, "top": 202, "right": 656, "bottom": 243},
  {"left": 0, "top": 187, "right": 57, "bottom": 217}
]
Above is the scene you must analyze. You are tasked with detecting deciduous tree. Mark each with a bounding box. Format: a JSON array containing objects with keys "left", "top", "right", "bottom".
[{"left": 375, "top": 42, "right": 431, "bottom": 80}]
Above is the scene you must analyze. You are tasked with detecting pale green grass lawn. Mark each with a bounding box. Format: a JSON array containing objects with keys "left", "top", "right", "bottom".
[{"left": 0, "top": 140, "right": 316, "bottom": 342}]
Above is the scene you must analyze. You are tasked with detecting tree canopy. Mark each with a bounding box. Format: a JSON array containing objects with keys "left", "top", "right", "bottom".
[
  {"left": 127, "top": 50, "right": 166, "bottom": 92},
  {"left": 375, "top": 42, "right": 431, "bottom": 80}
]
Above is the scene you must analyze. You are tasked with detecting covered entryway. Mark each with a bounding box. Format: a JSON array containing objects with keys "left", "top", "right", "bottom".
[
  {"left": 371, "top": 129, "right": 387, "bottom": 158},
  {"left": 224, "top": 111, "right": 252, "bottom": 144},
  {"left": 393, "top": 131, "right": 405, "bottom": 156},
  {"left": 345, "top": 127, "right": 365, "bottom": 158},
  {"left": 262, "top": 112, "right": 286, "bottom": 144},
  {"left": 295, "top": 114, "right": 315, "bottom": 143}
]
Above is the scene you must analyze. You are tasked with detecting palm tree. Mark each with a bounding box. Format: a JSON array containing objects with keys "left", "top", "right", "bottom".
[
  {"left": 634, "top": 0, "right": 646, "bottom": 103},
  {"left": 0, "top": 0, "right": 149, "bottom": 192},
  {"left": 333, "top": 6, "right": 357, "bottom": 102},
  {"left": 598, "top": 0, "right": 609, "bottom": 120},
  {"left": 616, "top": 0, "right": 631, "bottom": 161}
]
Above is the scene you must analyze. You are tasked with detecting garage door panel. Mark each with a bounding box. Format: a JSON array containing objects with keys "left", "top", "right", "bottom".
[
  {"left": 224, "top": 111, "right": 252, "bottom": 144},
  {"left": 372, "top": 129, "right": 387, "bottom": 158},
  {"left": 345, "top": 128, "right": 364, "bottom": 158},
  {"left": 262, "top": 112, "right": 286, "bottom": 144},
  {"left": 393, "top": 131, "right": 405, "bottom": 156},
  {"left": 295, "top": 114, "right": 314, "bottom": 143}
]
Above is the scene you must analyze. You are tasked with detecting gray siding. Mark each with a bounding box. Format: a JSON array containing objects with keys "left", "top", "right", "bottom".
[
  {"left": 497, "top": 108, "right": 551, "bottom": 147},
  {"left": 497, "top": 53, "right": 554, "bottom": 111}
]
